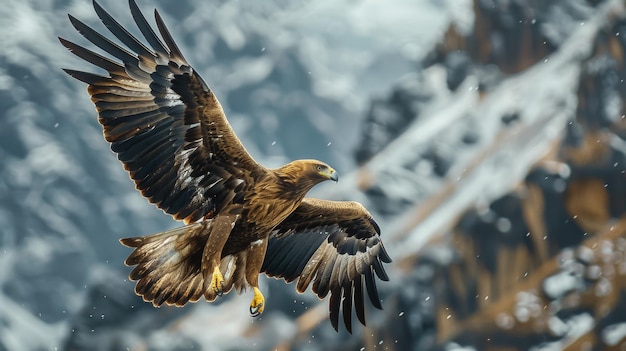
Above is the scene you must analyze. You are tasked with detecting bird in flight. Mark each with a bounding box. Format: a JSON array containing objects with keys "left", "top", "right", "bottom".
[{"left": 60, "top": 0, "right": 391, "bottom": 332}]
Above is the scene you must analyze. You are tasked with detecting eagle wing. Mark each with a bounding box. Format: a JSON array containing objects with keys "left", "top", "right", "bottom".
[
  {"left": 60, "top": 0, "right": 262, "bottom": 223},
  {"left": 261, "top": 198, "right": 392, "bottom": 332}
]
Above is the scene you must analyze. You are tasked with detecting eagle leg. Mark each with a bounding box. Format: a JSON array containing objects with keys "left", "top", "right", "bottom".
[
  {"left": 249, "top": 287, "right": 265, "bottom": 317},
  {"left": 202, "top": 214, "right": 238, "bottom": 301},
  {"left": 246, "top": 236, "right": 269, "bottom": 317}
]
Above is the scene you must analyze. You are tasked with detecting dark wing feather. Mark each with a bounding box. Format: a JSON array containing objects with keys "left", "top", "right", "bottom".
[
  {"left": 261, "top": 198, "right": 392, "bottom": 332},
  {"left": 60, "top": 0, "right": 264, "bottom": 223}
]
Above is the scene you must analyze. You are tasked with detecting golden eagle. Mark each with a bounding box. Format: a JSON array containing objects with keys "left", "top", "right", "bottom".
[{"left": 60, "top": 0, "right": 391, "bottom": 332}]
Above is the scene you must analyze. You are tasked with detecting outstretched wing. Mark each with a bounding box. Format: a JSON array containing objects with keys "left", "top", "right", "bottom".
[
  {"left": 261, "top": 198, "right": 392, "bottom": 333},
  {"left": 60, "top": 0, "right": 263, "bottom": 224}
]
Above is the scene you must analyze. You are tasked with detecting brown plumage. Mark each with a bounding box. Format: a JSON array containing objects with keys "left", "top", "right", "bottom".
[{"left": 60, "top": 0, "right": 391, "bottom": 332}]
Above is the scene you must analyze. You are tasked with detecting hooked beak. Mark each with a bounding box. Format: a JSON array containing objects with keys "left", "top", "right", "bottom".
[
  {"left": 318, "top": 166, "right": 339, "bottom": 182},
  {"left": 328, "top": 168, "right": 339, "bottom": 182}
]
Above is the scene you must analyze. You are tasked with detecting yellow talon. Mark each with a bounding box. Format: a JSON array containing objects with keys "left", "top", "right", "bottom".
[
  {"left": 209, "top": 266, "right": 224, "bottom": 296},
  {"left": 249, "top": 287, "right": 265, "bottom": 317}
]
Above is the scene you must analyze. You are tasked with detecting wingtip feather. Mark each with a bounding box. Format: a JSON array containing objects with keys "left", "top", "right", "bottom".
[
  {"left": 365, "top": 268, "right": 383, "bottom": 310},
  {"left": 119, "top": 236, "right": 142, "bottom": 247},
  {"left": 354, "top": 275, "right": 366, "bottom": 325},
  {"left": 67, "top": 13, "right": 82, "bottom": 31},
  {"left": 58, "top": 36, "right": 70, "bottom": 47},
  {"left": 329, "top": 290, "right": 340, "bottom": 332},
  {"left": 62, "top": 68, "right": 106, "bottom": 84},
  {"left": 342, "top": 285, "right": 353, "bottom": 334},
  {"left": 153, "top": 8, "right": 186, "bottom": 62}
]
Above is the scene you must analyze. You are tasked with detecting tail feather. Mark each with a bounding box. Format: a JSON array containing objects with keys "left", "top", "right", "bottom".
[
  {"left": 120, "top": 221, "right": 210, "bottom": 306},
  {"left": 120, "top": 220, "right": 251, "bottom": 306}
]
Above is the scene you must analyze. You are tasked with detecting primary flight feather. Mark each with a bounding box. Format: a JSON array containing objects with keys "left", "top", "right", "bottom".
[{"left": 60, "top": 0, "right": 391, "bottom": 332}]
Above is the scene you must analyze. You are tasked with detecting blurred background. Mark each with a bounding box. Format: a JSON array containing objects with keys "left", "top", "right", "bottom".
[{"left": 1, "top": 0, "right": 625, "bottom": 350}]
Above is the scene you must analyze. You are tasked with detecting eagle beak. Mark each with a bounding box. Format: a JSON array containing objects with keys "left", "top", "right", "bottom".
[
  {"left": 318, "top": 166, "right": 339, "bottom": 182},
  {"left": 328, "top": 168, "right": 339, "bottom": 182}
]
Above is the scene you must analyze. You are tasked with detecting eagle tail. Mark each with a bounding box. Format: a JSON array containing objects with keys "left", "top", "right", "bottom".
[{"left": 120, "top": 221, "right": 210, "bottom": 307}]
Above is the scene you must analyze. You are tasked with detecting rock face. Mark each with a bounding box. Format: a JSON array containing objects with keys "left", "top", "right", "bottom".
[
  {"left": 344, "top": 0, "right": 626, "bottom": 350},
  {"left": 1, "top": 0, "right": 625, "bottom": 350}
]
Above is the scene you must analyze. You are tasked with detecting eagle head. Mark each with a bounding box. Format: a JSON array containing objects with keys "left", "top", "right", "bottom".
[
  {"left": 314, "top": 160, "right": 339, "bottom": 182},
  {"left": 302, "top": 159, "right": 339, "bottom": 183},
  {"left": 275, "top": 159, "right": 339, "bottom": 194}
]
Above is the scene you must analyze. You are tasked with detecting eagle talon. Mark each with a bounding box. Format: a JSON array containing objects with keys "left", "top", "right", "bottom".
[
  {"left": 209, "top": 266, "right": 225, "bottom": 297},
  {"left": 216, "top": 281, "right": 224, "bottom": 297},
  {"left": 249, "top": 287, "right": 265, "bottom": 317}
]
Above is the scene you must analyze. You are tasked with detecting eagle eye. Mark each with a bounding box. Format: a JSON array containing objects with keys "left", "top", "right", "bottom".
[{"left": 316, "top": 165, "right": 323, "bottom": 171}]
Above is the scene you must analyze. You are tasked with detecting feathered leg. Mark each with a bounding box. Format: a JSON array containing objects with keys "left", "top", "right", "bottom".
[
  {"left": 246, "top": 237, "right": 269, "bottom": 317},
  {"left": 202, "top": 214, "right": 238, "bottom": 301}
]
